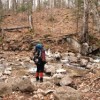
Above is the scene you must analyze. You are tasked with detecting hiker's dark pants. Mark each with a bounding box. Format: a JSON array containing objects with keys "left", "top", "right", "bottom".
[
  {"left": 35, "top": 62, "right": 45, "bottom": 80},
  {"left": 36, "top": 63, "right": 44, "bottom": 73}
]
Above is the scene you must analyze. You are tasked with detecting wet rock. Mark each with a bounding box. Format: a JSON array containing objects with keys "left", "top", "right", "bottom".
[
  {"left": 21, "top": 61, "right": 35, "bottom": 68},
  {"left": 60, "top": 59, "right": 69, "bottom": 64},
  {"left": 93, "top": 59, "right": 100, "bottom": 63},
  {"left": 54, "top": 86, "right": 82, "bottom": 100},
  {"left": 60, "top": 76, "right": 73, "bottom": 86},
  {"left": 28, "top": 67, "right": 37, "bottom": 74}
]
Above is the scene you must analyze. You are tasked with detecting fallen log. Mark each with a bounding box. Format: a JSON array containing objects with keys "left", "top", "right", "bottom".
[{"left": 2, "top": 26, "right": 30, "bottom": 31}]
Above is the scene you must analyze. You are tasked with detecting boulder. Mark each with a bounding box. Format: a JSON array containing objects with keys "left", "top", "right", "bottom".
[
  {"left": 54, "top": 51, "right": 61, "bottom": 61},
  {"left": 69, "top": 56, "right": 78, "bottom": 63},
  {"left": 54, "top": 86, "right": 82, "bottom": 100},
  {"left": 3, "top": 67, "right": 12, "bottom": 75},
  {"left": 9, "top": 77, "right": 35, "bottom": 93},
  {"left": 68, "top": 52, "right": 75, "bottom": 56},
  {"left": 0, "top": 82, "right": 12, "bottom": 96},
  {"left": 60, "top": 76, "right": 73, "bottom": 86},
  {"left": 80, "top": 59, "right": 88, "bottom": 67},
  {"left": 45, "top": 64, "right": 56, "bottom": 75},
  {"left": 39, "top": 81, "right": 54, "bottom": 90},
  {"left": 81, "top": 43, "right": 89, "bottom": 55}
]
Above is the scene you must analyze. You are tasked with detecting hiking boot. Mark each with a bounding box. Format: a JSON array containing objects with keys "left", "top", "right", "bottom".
[
  {"left": 36, "top": 77, "right": 39, "bottom": 81},
  {"left": 40, "top": 78, "right": 43, "bottom": 82}
]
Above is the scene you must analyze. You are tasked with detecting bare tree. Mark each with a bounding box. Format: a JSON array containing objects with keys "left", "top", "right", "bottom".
[
  {"left": 12, "top": 0, "right": 17, "bottom": 12},
  {"left": 89, "top": 0, "right": 100, "bottom": 33},
  {"left": 37, "top": 0, "right": 41, "bottom": 11},
  {"left": 0, "top": 0, "right": 3, "bottom": 22},
  {"left": 81, "top": 0, "right": 89, "bottom": 43}
]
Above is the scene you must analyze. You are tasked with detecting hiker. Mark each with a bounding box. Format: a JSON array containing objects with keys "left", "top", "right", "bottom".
[{"left": 33, "top": 43, "right": 46, "bottom": 82}]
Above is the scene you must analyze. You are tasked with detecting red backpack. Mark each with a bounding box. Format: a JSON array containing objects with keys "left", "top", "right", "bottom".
[{"left": 41, "top": 49, "right": 46, "bottom": 62}]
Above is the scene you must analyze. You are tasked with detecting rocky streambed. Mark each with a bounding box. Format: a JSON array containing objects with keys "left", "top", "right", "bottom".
[{"left": 0, "top": 50, "right": 100, "bottom": 100}]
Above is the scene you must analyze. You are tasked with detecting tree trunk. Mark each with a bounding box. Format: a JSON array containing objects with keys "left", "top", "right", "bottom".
[
  {"left": 28, "top": 15, "right": 34, "bottom": 31},
  {"left": 81, "top": 0, "right": 89, "bottom": 43},
  {"left": 0, "top": 0, "right": 3, "bottom": 25},
  {"left": 89, "top": 0, "right": 100, "bottom": 33},
  {"left": 37, "top": 0, "right": 41, "bottom": 11},
  {"left": 12, "top": 0, "right": 17, "bottom": 12}
]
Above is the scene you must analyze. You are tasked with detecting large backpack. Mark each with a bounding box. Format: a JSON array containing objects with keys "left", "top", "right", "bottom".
[{"left": 34, "top": 44, "right": 46, "bottom": 63}]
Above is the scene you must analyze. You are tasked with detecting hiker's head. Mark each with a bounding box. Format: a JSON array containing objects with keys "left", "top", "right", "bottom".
[{"left": 36, "top": 43, "right": 43, "bottom": 50}]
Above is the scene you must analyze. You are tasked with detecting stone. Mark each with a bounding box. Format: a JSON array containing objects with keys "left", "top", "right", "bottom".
[
  {"left": 80, "top": 59, "right": 88, "bottom": 67},
  {"left": 69, "top": 56, "right": 78, "bottom": 63},
  {"left": 21, "top": 61, "right": 35, "bottom": 68},
  {"left": 45, "top": 90, "right": 55, "bottom": 95},
  {"left": 36, "top": 89, "right": 45, "bottom": 95},
  {"left": 9, "top": 77, "right": 35, "bottom": 93},
  {"left": 56, "top": 69, "right": 66, "bottom": 74},
  {"left": 28, "top": 67, "right": 37, "bottom": 74},
  {"left": 45, "top": 64, "right": 56, "bottom": 75},
  {"left": 0, "top": 82, "right": 12, "bottom": 96},
  {"left": 66, "top": 38, "right": 81, "bottom": 53},
  {"left": 60, "top": 76, "right": 73, "bottom": 86},
  {"left": 88, "top": 57, "right": 94, "bottom": 62},
  {"left": 54, "top": 86, "right": 82, "bottom": 100},
  {"left": 76, "top": 53, "right": 81, "bottom": 58},
  {"left": 37, "top": 93, "right": 44, "bottom": 100},
  {"left": 54, "top": 51, "right": 61, "bottom": 61},
  {"left": 39, "top": 81, "right": 54, "bottom": 90},
  {"left": 68, "top": 52, "right": 75, "bottom": 56},
  {"left": 81, "top": 43, "right": 89, "bottom": 55},
  {"left": 93, "top": 59, "right": 100, "bottom": 63},
  {"left": 50, "top": 94, "right": 55, "bottom": 100},
  {"left": 3, "top": 70, "right": 11, "bottom": 75},
  {"left": 60, "top": 59, "right": 69, "bottom": 64}
]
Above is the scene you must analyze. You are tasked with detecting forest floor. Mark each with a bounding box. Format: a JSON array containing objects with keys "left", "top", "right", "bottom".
[{"left": 0, "top": 8, "right": 100, "bottom": 100}]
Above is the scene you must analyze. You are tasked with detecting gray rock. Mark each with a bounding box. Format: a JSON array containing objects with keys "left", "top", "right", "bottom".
[
  {"left": 81, "top": 43, "right": 89, "bottom": 55},
  {"left": 69, "top": 56, "right": 78, "bottom": 63},
  {"left": 0, "top": 82, "right": 12, "bottom": 96},
  {"left": 39, "top": 81, "right": 54, "bottom": 90},
  {"left": 9, "top": 77, "right": 35, "bottom": 93},
  {"left": 3, "top": 69, "right": 11, "bottom": 75},
  {"left": 80, "top": 59, "right": 88, "bottom": 67},
  {"left": 45, "top": 64, "right": 56, "bottom": 75},
  {"left": 54, "top": 86, "right": 82, "bottom": 100},
  {"left": 68, "top": 52, "right": 75, "bottom": 56},
  {"left": 60, "top": 76, "right": 73, "bottom": 86},
  {"left": 21, "top": 61, "right": 35, "bottom": 68}
]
